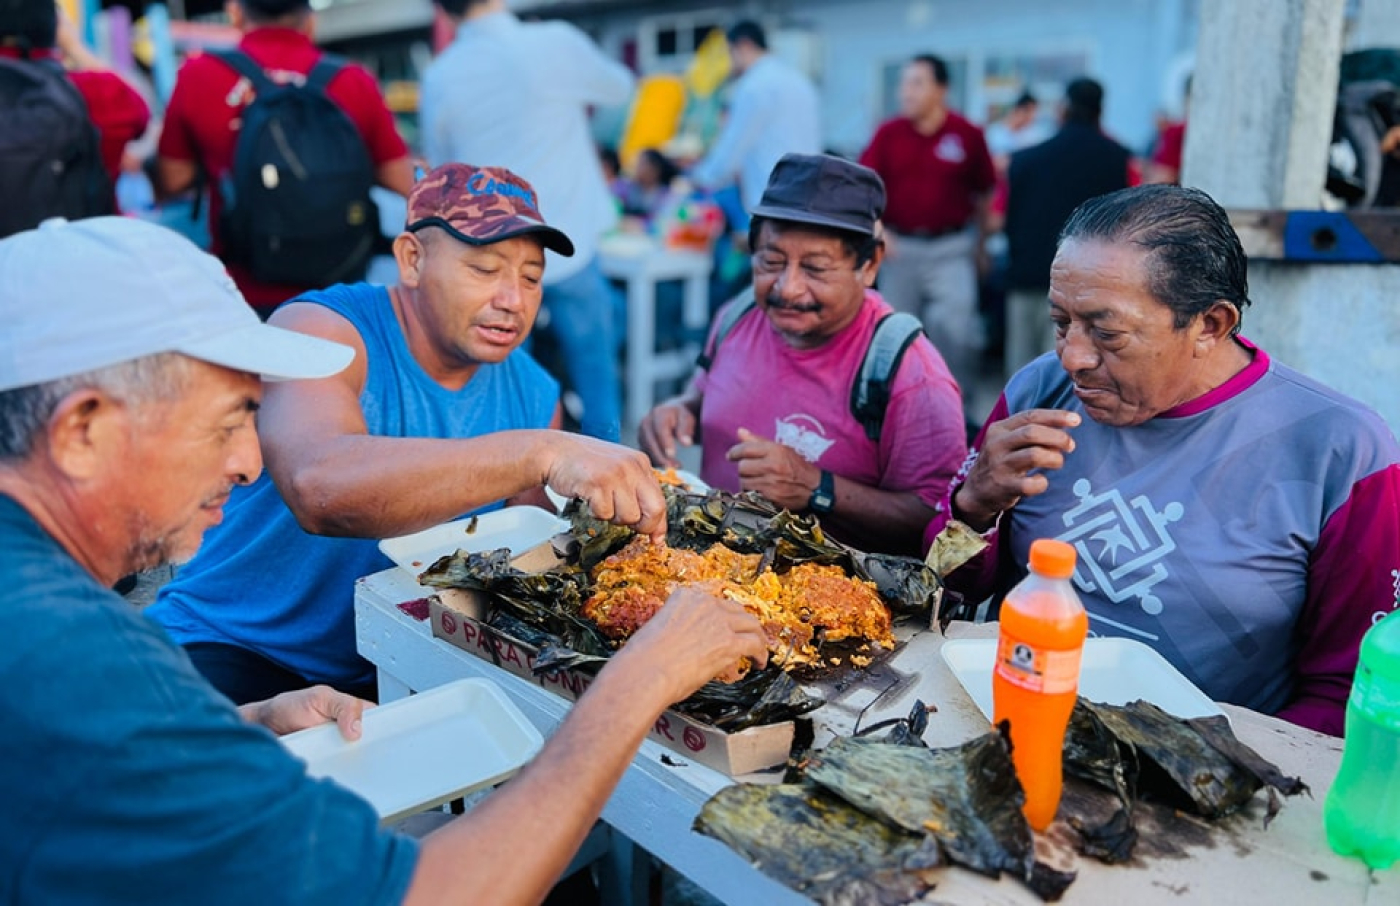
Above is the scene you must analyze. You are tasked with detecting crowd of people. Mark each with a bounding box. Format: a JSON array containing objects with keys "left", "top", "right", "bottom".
[{"left": 3, "top": 0, "right": 1399, "bottom": 902}]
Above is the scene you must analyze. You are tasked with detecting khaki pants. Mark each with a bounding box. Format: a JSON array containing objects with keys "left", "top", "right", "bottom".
[
  {"left": 1004, "top": 286, "right": 1057, "bottom": 381},
  {"left": 878, "top": 229, "right": 983, "bottom": 395}
]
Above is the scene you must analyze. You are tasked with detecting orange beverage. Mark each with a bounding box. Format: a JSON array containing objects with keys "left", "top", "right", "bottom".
[{"left": 992, "top": 539, "right": 1088, "bottom": 831}]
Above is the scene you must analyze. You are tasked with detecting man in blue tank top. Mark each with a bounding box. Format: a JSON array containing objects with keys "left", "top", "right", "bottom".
[{"left": 150, "top": 163, "right": 668, "bottom": 703}]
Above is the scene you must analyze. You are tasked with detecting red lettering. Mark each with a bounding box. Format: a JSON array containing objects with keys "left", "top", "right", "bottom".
[
  {"left": 502, "top": 643, "right": 523, "bottom": 668},
  {"left": 440, "top": 612, "right": 458, "bottom": 636},
  {"left": 459, "top": 620, "right": 475, "bottom": 643},
  {"left": 682, "top": 727, "right": 706, "bottom": 752},
  {"left": 653, "top": 714, "right": 676, "bottom": 741}
]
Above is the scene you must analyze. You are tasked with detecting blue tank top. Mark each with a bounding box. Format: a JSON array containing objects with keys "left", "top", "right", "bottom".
[{"left": 147, "top": 283, "right": 559, "bottom": 685}]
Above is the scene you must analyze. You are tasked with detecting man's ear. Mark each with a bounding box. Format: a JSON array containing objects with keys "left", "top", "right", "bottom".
[
  {"left": 858, "top": 240, "right": 886, "bottom": 289},
  {"left": 45, "top": 390, "right": 127, "bottom": 481},
  {"left": 393, "top": 232, "right": 426, "bottom": 288},
  {"left": 1195, "top": 300, "right": 1241, "bottom": 355}
]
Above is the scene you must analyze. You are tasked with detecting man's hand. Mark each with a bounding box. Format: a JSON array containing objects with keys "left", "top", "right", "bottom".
[
  {"left": 726, "top": 427, "right": 820, "bottom": 511},
  {"left": 542, "top": 435, "right": 668, "bottom": 541},
  {"left": 955, "top": 409, "right": 1079, "bottom": 531},
  {"left": 638, "top": 397, "right": 699, "bottom": 469},
  {"left": 611, "top": 587, "right": 770, "bottom": 705},
  {"left": 240, "top": 686, "right": 372, "bottom": 740}
]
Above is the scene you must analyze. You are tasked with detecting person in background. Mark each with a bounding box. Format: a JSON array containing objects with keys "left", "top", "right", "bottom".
[
  {"left": 926, "top": 185, "right": 1400, "bottom": 737},
  {"left": 0, "top": 214, "right": 767, "bottom": 906},
  {"left": 640, "top": 154, "right": 966, "bottom": 557},
  {"left": 1145, "top": 76, "right": 1190, "bottom": 185},
  {"left": 859, "top": 54, "right": 996, "bottom": 400},
  {"left": 148, "top": 164, "right": 667, "bottom": 705},
  {"left": 690, "top": 19, "right": 821, "bottom": 215},
  {"left": 0, "top": 0, "right": 149, "bottom": 229},
  {"left": 617, "top": 147, "right": 683, "bottom": 227},
  {"left": 1002, "top": 77, "right": 1132, "bottom": 378},
  {"left": 157, "top": 0, "right": 413, "bottom": 316},
  {"left": 984, "top": 90, "right": 1050, "bottom": 173},
  {"left": 420, "top": 0, "right": 632, "bottom": 442}
]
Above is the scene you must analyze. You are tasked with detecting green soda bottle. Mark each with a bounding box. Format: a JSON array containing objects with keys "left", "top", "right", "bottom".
[{"left": 1324, "top": 609, "right": 1400, "bottom": 870}]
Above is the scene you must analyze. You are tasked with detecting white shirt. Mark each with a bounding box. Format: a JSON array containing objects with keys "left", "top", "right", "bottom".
[
  {"left": 420, "top": 11, "right": 634, "bottom": 282},
  {"left": 692, "top": 54, "right": 822, "bottom": 212}
]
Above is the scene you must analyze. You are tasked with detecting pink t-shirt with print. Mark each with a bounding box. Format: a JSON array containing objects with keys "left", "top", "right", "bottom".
[{"left": 694, "top": 290, "right": 966, "bottom": 512}]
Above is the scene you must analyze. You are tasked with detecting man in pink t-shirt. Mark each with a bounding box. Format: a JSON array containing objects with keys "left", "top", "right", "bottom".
[{"left": 640, "top": 154, "right": 967, "bottom": 556}]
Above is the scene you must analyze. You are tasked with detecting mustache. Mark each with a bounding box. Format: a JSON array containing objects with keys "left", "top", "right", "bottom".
[{"left": 763, "top": 294, "right": 821, "bottom": 314}]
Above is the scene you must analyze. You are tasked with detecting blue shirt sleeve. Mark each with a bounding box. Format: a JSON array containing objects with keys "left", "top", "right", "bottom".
[{"left": 2, "top": 559, "right": 418, "bottom": 906}]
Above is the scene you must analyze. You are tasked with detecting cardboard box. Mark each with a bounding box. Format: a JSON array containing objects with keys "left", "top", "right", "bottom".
[{"left": 426, "top": 542, "right": 797, "bottom": 776}]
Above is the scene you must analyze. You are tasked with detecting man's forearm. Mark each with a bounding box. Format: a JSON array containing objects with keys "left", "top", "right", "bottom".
[
  {"left": 823, "top": 477, "right": 936, "bottom": 557},
  {"left": 268, "top": 430, "right": 560, "bottom": 538}
]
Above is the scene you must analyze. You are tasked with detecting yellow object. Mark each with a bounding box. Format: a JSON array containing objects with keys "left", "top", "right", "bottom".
[
  {"left": 618, "top": 74, "right": 687, "bottom": 172},
  {"left": 686, "top": 27, "right": 731, "bottom": 98}
]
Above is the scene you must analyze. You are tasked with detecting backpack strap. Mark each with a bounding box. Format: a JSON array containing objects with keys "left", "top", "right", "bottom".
[
  {"left": 304, "top": 54, "right": 348, "bottom": 93},
  {"left": 850, "top": 311, "right": 924, "bottom": 442},
  {"left": 694, "top": 286, "right": 757, "bottom": 371},
  {"left": 208, "top": 48, "right": 276, "bottom": 95}
]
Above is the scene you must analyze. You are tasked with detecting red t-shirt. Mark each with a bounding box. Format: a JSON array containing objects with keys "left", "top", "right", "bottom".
[
  {"left": 1152, "top": 121, "right": 1187, "bottom": 174},
  {"left": 157, "top": 27, "right": 409, "bottom": 309},
  {"left": 0, "top": 48, "right": 149, "bottom": 188},
  {"left": 859, "top": 111, "right": 996, "bottom": 236}
]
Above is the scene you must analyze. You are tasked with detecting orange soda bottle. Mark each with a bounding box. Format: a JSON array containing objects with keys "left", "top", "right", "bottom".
[{"left": 992, "top": 538, "right": 1089, "bottom": 831}]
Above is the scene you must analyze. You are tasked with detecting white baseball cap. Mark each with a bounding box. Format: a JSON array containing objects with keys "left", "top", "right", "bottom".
[{"left": 0, "top": 217, "right": 355, "bottom": 392}]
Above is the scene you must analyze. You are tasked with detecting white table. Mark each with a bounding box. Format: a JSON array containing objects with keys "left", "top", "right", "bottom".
[
  {"left": 598, "top": 242, "right": 712, "bottom": 428},
  {"left": 355, "top": 566, "right": 1398, "bottom": 905}
]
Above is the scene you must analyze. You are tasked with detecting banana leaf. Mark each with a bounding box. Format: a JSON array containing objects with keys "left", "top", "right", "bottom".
[
  {"left": 693, "top": 783, "right": 944, "bottom": 906},
  {"left": 670, "top": 667, "right": 824, "bottom": 731}
]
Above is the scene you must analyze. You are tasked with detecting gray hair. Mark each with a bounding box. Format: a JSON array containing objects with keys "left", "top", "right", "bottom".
[{"left": 0, "top": 353, "right": 193, "bottom": 460}]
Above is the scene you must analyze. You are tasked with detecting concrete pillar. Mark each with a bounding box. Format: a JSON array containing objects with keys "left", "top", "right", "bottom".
[
  {"left": 1185, "top": 0, "right": 1400, "bottom": 432},
  {"left": 1184, "top": 0, "right": 1344, "bottom": 207},
  {"left": 1349, "top": 0, "right": 1400, "bottom": 50}
]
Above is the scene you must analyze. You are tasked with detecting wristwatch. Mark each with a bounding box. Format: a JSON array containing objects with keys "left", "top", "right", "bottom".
[{"left": 809, "top": 470, "right": 836, "bottom": 514}]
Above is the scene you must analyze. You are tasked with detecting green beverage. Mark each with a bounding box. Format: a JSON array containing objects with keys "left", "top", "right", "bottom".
[{"left": 1324, "top": 610, "right": 1400, "bottom": 870}]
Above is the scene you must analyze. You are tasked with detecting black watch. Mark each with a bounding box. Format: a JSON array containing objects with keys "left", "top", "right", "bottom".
[{"left": 809, "top": 470, "right": 836, "bottom": 514}]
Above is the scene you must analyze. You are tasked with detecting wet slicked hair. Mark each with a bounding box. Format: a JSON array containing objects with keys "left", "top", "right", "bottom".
[{"left": 1057, "top": 185, "right": 1251, "bottom": 334}]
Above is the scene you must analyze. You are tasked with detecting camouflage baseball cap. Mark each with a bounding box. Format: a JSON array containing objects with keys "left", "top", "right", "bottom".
[{"left": 405, "top": 163, "right": 575, "bottom": 256}]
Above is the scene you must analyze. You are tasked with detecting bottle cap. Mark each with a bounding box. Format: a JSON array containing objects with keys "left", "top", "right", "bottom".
[{"left": 1028, "top": 539, "right": 1077, "bottom": 579}]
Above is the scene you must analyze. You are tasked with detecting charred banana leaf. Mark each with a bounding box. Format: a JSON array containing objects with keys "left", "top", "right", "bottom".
[
  {"left": 806, "top": 735, "right": 1035, "bottom": 882},
  {"left": 693, "top": 783, "right": 944, "bottom": 906},
  {"left": 670, "top": 667, "right": 824, "bottom": 731}
]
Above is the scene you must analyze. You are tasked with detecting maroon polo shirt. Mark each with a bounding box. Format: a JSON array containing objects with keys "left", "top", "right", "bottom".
[{"left": 859, "top": 111, "right": 996, "bottom": 236}]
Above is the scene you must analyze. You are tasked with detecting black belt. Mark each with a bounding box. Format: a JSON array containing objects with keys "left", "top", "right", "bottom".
[{"left": 893, "top": 224, "right": 968, "bottom": 240}]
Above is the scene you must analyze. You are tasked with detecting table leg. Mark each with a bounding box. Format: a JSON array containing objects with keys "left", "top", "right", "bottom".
[
  {"left": 626, "top": 275, "right": 657, "bottom": 429},
  {"left": 377, "top": 670, "right": 412, "bottom": 704}
]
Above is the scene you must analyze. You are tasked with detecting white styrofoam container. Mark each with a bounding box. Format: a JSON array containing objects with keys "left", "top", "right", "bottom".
[
  {"left": 280, "top": 678, "right": 543, "bottom": 824},
  {"left": 378, "top": 506, "right": 568, "bottom": 578},
  {"left": 940, "top": 636, "right": 1223, "bottom": 721}
]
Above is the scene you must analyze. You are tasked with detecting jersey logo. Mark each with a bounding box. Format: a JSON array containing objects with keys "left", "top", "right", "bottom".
[
  {"left": 934, "top": 134, "right": 966, "bottom": 163},
  {"left": 1055, "top": 479, "right": 1184, "bottom": 635},
  {"left": 774, "top": 414, "right": 835, "bottom": 463},
  {"left": 1381, "top": 569, "right": 1400, "bottom": 624}
]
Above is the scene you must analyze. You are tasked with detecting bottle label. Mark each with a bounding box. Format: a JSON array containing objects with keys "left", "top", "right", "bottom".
[
  {"left": 1350, "top": 663, "right": 1400, "bottom": 730},
  {"left": 994, "top": 633, "right": 1082, "bottom": 694}
]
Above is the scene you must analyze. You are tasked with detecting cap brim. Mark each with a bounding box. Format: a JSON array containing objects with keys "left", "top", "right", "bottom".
[
  {"left": 749, "top": 205, "right": 876, "bottom": 237},
  {"left": 412, "top": 217, "right": 576, "bottom": 257},
  {"left": 176, "top": 321, "right": 355, "bottom": 382}
]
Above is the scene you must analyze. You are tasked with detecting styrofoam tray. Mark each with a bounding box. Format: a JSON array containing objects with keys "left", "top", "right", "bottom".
[
  {"left": 941, "top": 637, "right": 1222, "bottom": 721},
  {"left": 378, "top": 505, "right": 568, "bottom": 578},
  {"left": 280, "top": 678, "right": 543, "bottom": 824}
]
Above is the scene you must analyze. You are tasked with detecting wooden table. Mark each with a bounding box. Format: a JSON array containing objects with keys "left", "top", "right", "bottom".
[
  {"left": 598, "top": 241, "right": 712, "bottom": 428},
  {"left": 354, "top": 566, "right": 1397, "bottom": 905}
]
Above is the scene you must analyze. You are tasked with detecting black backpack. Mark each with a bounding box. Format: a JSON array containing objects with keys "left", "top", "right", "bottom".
[
  {"left": 212, "top": 50, "right": 378, "bottom": 286},
  {"left": 696, "top": 288, "right": 926, "bottom": 441},
  {"left": 0, "top": 55, "right": 113, "bottom": 239}
]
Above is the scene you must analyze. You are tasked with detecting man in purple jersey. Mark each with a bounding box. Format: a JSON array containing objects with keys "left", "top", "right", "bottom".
[{"left": 924, "top": 185, "right": 1400, "bottom": 736}]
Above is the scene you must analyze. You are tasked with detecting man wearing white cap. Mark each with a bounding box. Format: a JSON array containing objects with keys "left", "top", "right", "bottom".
[{"left": 0, "top": 216, "right": 767, "bottom": 903}]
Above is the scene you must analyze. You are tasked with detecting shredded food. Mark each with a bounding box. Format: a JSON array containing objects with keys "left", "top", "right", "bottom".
[{"left": 583, "top": 537, "right": 894, "bottom": 668}]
